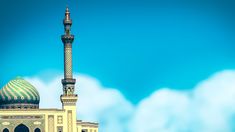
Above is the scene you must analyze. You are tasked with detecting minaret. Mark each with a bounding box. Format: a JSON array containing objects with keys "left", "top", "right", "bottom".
[
  {"left": 60, "top": 6, "right": 78, "bottom": 132},
  {"left": 61, "top": 6, "right": 76, "bottom": 96}
]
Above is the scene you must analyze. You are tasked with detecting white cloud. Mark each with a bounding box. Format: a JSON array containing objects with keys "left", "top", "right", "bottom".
[
  {"left": 25, "top": 70, "right": 235, "bottom": 132},
  {"left": 129, "top": 89, "right": 191, "bottom": 132},
  {"left": 25, "top": 76, "right": 62, "bottom": 108},
  {"left": 75, "top": 75, "right": 134, "bottom": 132},
  {"left": 129, "top": 70, "right": 235, "bottom": 132}
]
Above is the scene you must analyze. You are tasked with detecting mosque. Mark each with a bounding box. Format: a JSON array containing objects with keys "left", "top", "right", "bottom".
[{"left": 0, "top": 7, "right": 98, "bottom": 132}]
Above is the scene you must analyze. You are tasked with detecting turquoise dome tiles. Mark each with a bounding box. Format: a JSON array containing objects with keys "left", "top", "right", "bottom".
[{"left": 0, "top": 77, "right": 40, "bottom": 109}]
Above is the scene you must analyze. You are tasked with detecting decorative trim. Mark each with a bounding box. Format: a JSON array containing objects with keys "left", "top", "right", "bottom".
[
  {"left": 48, "top": 115, "right": 54, "bottom": 132},
  {"left": 67, "top": 110, "right": 73, "bottom": 132},
  {"left": 57, "top": 116, "right": 63, "bottom": 124},
  {"left": 0, "top": 115, "right": 45, "bottom": 132}
]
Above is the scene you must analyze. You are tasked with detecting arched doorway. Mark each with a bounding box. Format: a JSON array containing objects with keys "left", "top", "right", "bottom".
[
  {"left": 34, "top": 128, "right": 41, "bottom": 132},
  {"left": 3, "top": 128, "right": 9, "bottom": 132},
  {"left": 14, "top": 124, "right": 29, "bottom": 132}
]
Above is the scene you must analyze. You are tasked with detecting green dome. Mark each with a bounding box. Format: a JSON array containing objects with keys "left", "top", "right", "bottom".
[{"left": 0, "top": 77, "right": 40, "bottom": 109}]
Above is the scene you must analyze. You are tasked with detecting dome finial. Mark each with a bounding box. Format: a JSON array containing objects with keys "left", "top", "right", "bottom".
[{"left": 15, "top": 76, "right": 22, "bottom": 79}]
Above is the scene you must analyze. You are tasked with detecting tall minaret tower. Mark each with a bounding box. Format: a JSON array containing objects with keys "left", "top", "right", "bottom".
[
  {"left": 61, "top": 6, "right": 76, "bottom": 96},
  {"left": 60, "top": 6, "right": 78, "bottom": 132}
]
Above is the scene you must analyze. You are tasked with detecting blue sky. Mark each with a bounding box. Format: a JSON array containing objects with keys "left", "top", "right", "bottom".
[{"left": 1, "top": 0, "right": 235, "bottom": 104}]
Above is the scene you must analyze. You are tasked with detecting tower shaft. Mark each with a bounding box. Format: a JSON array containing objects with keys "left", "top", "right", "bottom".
[{"left": 64, "top": 43, "right": 73, "bottom": 79}]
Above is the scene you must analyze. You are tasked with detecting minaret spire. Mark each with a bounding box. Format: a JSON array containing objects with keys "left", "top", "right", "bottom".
[{"left": 64, "top": 6, "right": 72, "bottom": 35}]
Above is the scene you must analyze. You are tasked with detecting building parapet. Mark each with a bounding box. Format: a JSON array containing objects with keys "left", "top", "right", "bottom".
[{"left": 77, "top": 120, "right": 99, "bottom": 128}]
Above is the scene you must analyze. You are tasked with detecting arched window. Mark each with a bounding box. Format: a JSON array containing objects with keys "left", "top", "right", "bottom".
[
  {"left": 3, "top": 128, "right": 9, "bottom": 132},
  {"left": 34, "top": 128, "right": 41, "bottom": 132},
  {"left": 14, "top": 124, "right": 29, "bottom": 132},
  {"left": 82, "top": 129, "right": 87, "bottom": 132}
]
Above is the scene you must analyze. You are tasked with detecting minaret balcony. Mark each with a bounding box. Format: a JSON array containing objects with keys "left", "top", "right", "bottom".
[{"left": 61, "top": 35, "right": 74, "bottom": 43}]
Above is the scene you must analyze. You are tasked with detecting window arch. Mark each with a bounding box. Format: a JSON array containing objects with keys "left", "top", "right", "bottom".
[
  {"left": 34, "top": 128, "right": 41, "bottom": 132},
  {"left": 3, "top": 128, "right": 9, "bottom": 132},
  {"left": 14, "top": 124, "right": 29, "bottom": 132}
]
